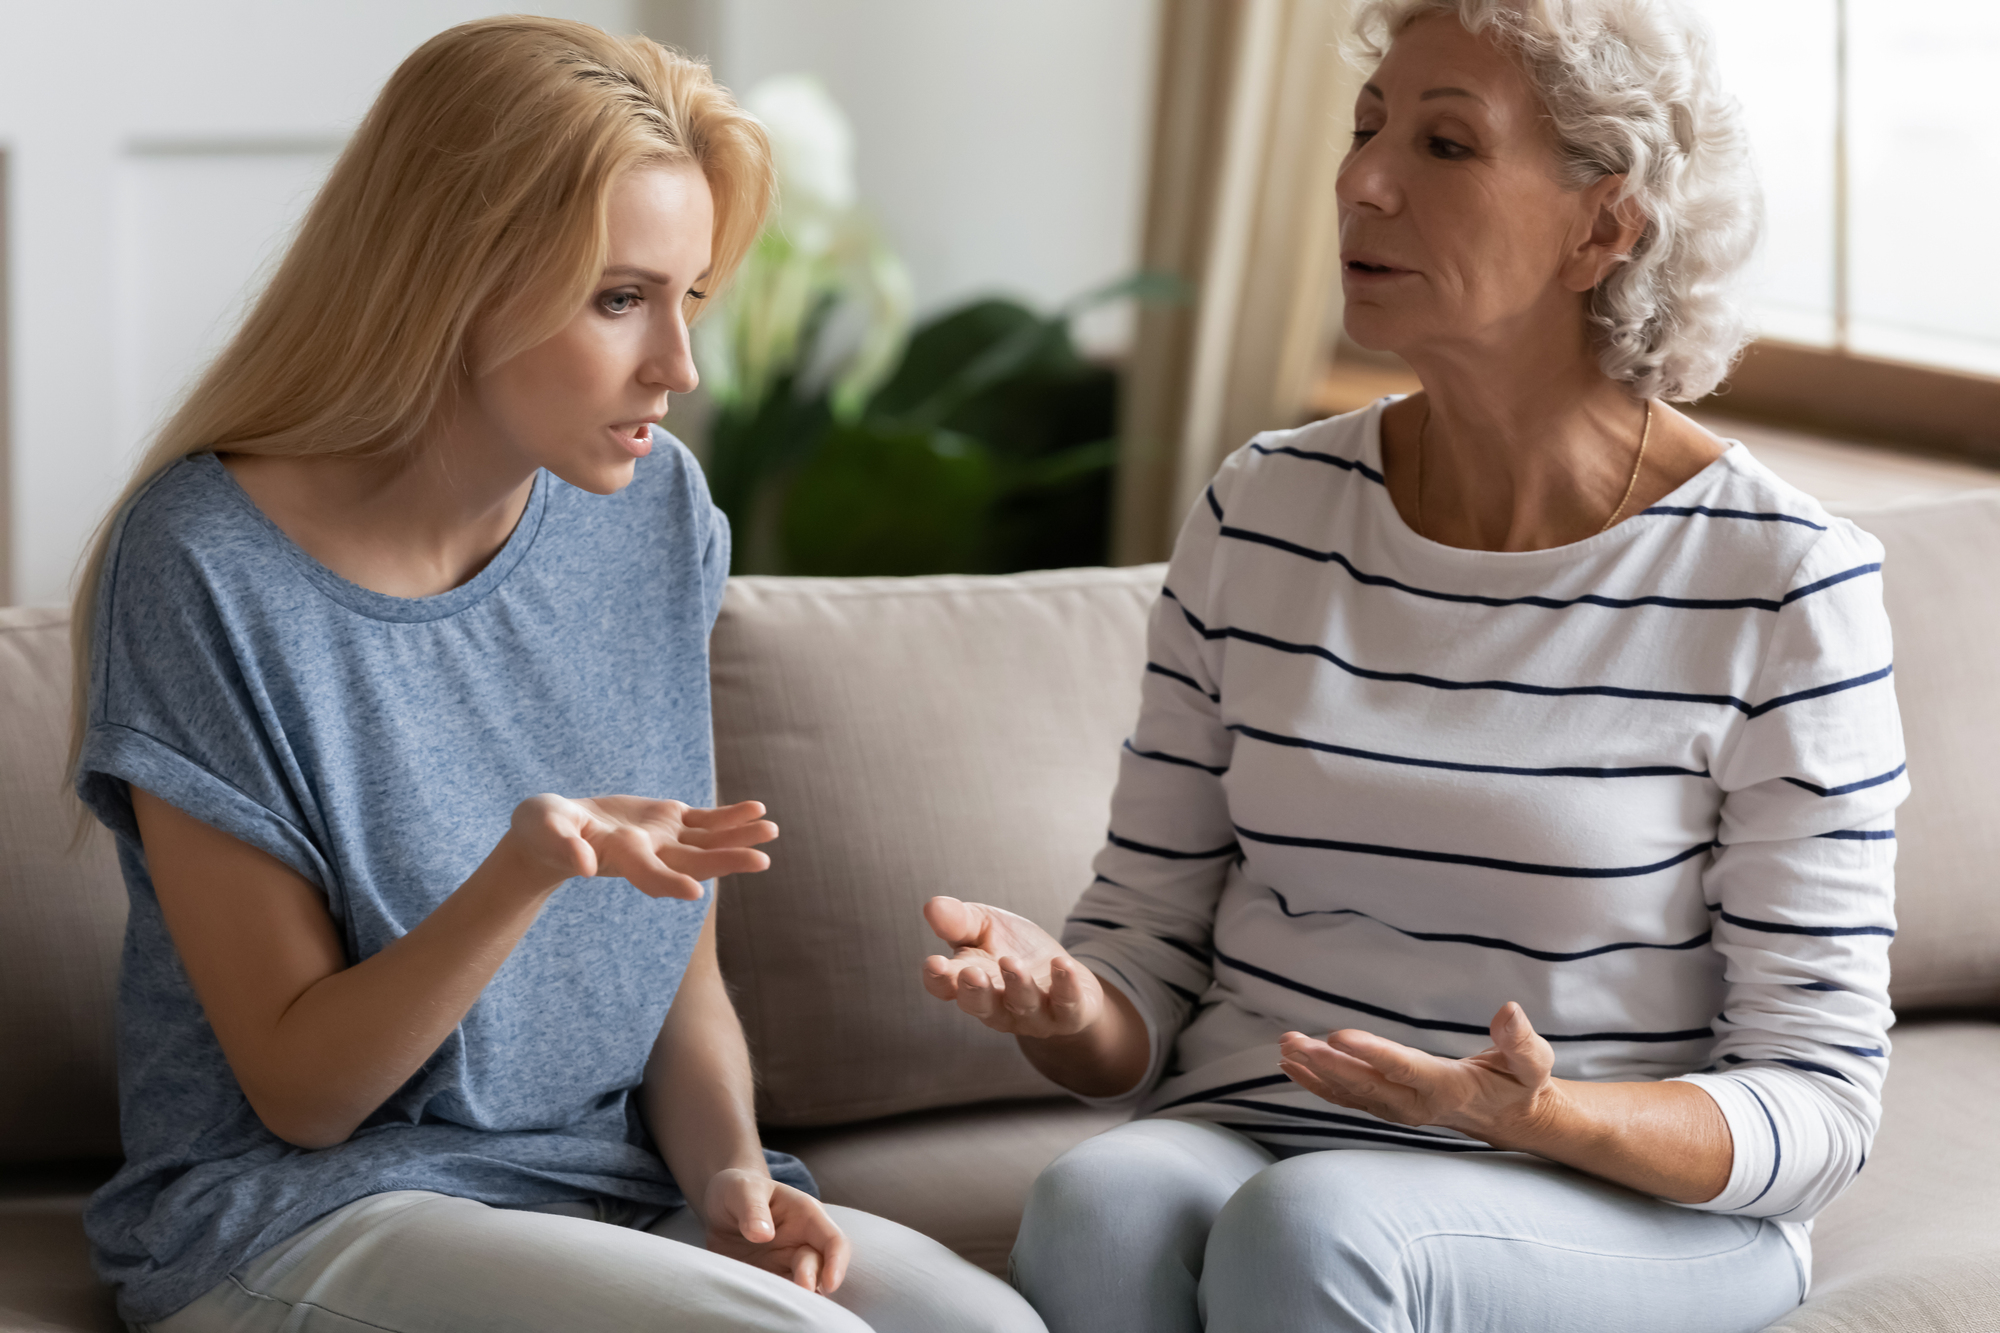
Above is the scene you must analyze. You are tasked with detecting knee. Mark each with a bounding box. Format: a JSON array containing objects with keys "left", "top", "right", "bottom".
[{"left": 1203, "top": 1152, "right": 1415, "bottom": 1305}]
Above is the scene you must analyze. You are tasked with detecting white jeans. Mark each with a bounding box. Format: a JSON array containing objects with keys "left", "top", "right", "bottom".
[
  {"left": 1011, "top": 1118, "right": 1807, "bottom": 1333},
  {"left": 143, "top": 1190, "right": 1047, "bottom": 1333}
]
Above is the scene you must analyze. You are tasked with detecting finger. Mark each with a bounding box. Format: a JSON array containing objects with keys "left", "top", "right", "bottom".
[
  {"left": 791, "top": 1246, "right": 820, "bottom": 1292},
  {"left": 671, "top": 847, "right": 772, "bottom": 880},
  {"left": 678, "top": 820, "right": 780, "bottom": 851},
  {"left": 1048, "top": 956, "right": 1088, "bottom": 1030},
  {"left": 997, "top": 956, "right": 1043, "bottom": 1017},
  {"left": 955, "top": 965, "right": 1003, "bottom": 1021},
  {"left": 1492, "top": 1001, "right": 1554, "bottom": 1076},
  {"left": 738, "top": 1195, "right": 776, "bottom": 1245},
  {"left": 681, "top": 800, "right": 768, "bottom": 830},
  {"left": 818, "top": 1222, "right": 852, "bottom": 1294},
  {"left": 923, "top": 895, "right": 990, "bottom": 949},
  {"left": 1325, "top": 1028, "right": 1429, "bottom": 1083},
  {"left": 921, "top": 954, "right": 962, "bottom": 1000}
]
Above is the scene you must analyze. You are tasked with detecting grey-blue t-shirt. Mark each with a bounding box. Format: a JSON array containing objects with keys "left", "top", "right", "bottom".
[{"left": 76, "top": 436, "right": 810, "bottom": 1325}]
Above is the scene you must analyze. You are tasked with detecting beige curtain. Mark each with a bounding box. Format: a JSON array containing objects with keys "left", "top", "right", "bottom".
[{"left": 1113, "top": 0, "right": 1359, "bottom": 565}]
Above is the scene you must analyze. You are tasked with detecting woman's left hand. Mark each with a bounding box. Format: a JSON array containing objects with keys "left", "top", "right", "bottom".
[
  {"left": 1278, "top": 1001, "right": 1559, "bottom": 1145},
  {"left": 702, "top": 1167, "right": 851, "bottom": 1294}
]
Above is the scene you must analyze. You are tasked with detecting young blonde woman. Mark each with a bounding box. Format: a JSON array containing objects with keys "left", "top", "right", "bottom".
[{"left": 69, "top": 19, "right": 1042, "bottom": 1333}]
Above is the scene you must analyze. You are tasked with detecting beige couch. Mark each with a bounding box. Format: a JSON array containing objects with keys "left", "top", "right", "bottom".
[{"left": 4, "top": 489, "right": 1998, "bottom": 1333}]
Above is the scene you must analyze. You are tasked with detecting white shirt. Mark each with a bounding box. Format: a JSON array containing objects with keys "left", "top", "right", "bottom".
[{"left": 1066, "top": 399, "right": 1905, "bottom": 1265}]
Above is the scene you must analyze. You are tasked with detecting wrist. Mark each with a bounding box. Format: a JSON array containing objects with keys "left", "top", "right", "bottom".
[
  {"left": 482, "top": 830, "right": 571, "bottom": 906},
  {"left": 1468, "top": 1079, "right": 1575, "bottom": 1153}
]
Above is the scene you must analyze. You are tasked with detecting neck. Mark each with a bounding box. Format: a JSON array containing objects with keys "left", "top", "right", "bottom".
[
  {"left": 1396, "top": 314, "right": 1652, "bottom": 552},
  {"left": 223, "top": 398, "right": 539, "bottom": 599}
]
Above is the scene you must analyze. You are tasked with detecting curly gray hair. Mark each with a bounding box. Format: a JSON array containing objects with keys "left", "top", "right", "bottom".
[{"left": 1350, "top": 0, "right": 1761, "bottom": 402}]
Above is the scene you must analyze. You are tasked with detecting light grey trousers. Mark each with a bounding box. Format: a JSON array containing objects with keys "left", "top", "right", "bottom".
[
  {"left": 144, "top": 1190, "right": 1048, "bottom": 1333},
  {"left": 1010, "top": 1118, "right": 1807, "bottom": 1333}
]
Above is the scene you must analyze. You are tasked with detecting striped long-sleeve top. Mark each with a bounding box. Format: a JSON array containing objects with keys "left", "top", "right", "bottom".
[{"left": 1064, "top": 399, "right": 1905, "bottom": 1259}]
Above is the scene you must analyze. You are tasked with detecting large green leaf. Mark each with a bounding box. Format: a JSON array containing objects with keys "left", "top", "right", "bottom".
[{"left": 779, "top": 424, "right": 998, "bottom": 576}]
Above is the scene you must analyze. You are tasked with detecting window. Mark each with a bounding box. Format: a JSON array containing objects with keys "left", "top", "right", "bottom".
[{"left": 1696, "top": 0, "right": 2000, "bottom": 379}]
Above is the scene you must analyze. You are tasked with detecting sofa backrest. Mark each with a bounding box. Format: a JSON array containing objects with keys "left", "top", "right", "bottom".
[{"left": 1, "top": 489, "right": 1996, "bottom": 1159}]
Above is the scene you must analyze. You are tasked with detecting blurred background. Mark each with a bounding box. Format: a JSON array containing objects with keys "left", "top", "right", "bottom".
[{"left": 1, "top": 0, "right": 1996, "bottom": 604}]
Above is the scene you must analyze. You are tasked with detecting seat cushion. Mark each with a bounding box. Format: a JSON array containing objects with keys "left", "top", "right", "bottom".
[
  {"left": 768, "top": 1100, "right": 1129, "bottom": 1276},
  {"left": 0, "top": 1162, "right": 121, "bottom": 1333},
  {"left": 1772, "top": 1017, "right": 2000, "bottom": 1331},
  {"left": 1829, "top": 493, "right": 2000, "bottom": 1010},
  {"left": 0, "top": 609, "right": 126, "bottom": 1165},
  {"left": 710, "top": 567, "right": 1163, "bottom": 1127}
]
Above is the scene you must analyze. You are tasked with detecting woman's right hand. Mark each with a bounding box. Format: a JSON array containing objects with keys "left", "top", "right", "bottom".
[
  {"left": 920, "top": 895, "right": 1106, "bottom": 1037},
  {"left": 505, "top": 795, "right": 778, "bottom": 900}
]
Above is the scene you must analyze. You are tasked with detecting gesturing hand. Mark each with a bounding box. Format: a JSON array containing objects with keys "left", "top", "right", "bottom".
[
  {"left": 703, "top": 1168, "right": 850, "bottom": 1294},
  {"left": 507, "top": 795, "right": 777, "bottom": 900},
  {"left": 920, "top": 896, "right": 1104, "bottom": 1038},
  {"left": 1278, "top": 1001, "right": 1559, "bottom": 1145}
]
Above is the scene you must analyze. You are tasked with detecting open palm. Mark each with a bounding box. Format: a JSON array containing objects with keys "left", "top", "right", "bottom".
[{"left": 920, "top": 896, "right": 1104, "bottom": 1038}]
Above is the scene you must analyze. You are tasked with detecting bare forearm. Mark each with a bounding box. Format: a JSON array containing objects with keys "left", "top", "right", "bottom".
[
  {"left": 248, "top": 843, "right": 559, "bottom": 1146},
  {"left": 1485, "top": 1078, "right": 1732, "bottom": 1203},
  {"left": 643, "top": 939, "right": 767, "bottom": 1211},
  {"left": 1015, "top": 977, "right": 1151, "bottom": 1098}
]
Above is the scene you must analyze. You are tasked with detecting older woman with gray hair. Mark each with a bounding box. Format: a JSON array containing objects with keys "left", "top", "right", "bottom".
[{"left": 921, "top": 1, "right": 1904, "bottom": 1330}]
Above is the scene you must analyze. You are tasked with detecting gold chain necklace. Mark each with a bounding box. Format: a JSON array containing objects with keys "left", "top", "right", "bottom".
[{"left": 1414, "top": 399, "right": 1653, "bottom": 541}]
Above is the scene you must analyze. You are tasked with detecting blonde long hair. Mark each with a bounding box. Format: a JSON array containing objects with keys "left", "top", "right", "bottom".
[{"left": 67, "top": 16, "right": 774, "bottom": 785}]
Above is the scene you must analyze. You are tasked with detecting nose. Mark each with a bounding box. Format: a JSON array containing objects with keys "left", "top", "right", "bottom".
[
  {"left": 641, "top": 305, "right": 699, "bottom": 396},
  {"left": 1336, "top": 131, "right": 1399, "bottom": 217}
]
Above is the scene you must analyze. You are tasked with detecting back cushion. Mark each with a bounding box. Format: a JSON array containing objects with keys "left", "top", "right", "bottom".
[
  {"left": 1831, "top": 492, "right": 2000, "bottom": 1010},
  {"left": 0, "top": 608, "right": 126, "bottom": 1162},
  {"left": 711, "top": 567, "right": 1160, "bottom": 1126}
]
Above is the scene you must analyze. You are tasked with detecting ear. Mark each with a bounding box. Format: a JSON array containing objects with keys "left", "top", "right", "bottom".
[{"left": 1561, "top": 173, "right": 1645, "bottom": 294}]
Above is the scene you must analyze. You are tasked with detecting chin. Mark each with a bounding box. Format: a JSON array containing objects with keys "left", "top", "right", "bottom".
[{"left": 548, "top": 457, "right": 640, "bottom": 496}]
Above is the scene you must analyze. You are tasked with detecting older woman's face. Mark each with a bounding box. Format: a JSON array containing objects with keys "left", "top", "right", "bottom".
[{"left": 1337, "top": 15, "right": 1614, "bottom": 358}]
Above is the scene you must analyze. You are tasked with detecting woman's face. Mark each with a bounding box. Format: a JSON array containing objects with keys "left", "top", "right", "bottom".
[
  {"left": 472, "top": 162, "right": 714, "bottom": 495},
  {"left": 1336, "top": 15, "right": 1624, "bottom": 360}
]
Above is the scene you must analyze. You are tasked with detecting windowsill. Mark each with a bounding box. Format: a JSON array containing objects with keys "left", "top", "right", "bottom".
[{"left": 1307, "top": 359, "right": 2000, "bottom": 508}]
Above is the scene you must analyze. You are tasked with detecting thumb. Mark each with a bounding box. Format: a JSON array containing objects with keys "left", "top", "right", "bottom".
[
  {"left": 923, "top": 895, "right": 987, "bottom": 947},
  {"left": 1491, "top": 1002, "right": 1549, "bottom": 1069},
  {"left": 735, "top": 1191, "right": 775, "bottom": 1244}
]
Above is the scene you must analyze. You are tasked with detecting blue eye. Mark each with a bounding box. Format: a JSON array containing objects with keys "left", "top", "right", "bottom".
[{"left": 598, "top": 289, "right": 642, "bottom": 315}]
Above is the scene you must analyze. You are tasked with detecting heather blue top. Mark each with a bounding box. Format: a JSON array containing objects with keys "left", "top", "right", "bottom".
[{"left": 75, "top": 434, "right": 809, "bottom": 1325}]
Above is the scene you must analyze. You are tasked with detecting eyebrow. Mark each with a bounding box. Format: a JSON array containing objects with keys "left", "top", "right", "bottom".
[
  {"left": 602, "top": 264, "right": 714, "bottom": 285},
  {"left": 1358, "top": 81, "right": 1486, "bottom": 104}
]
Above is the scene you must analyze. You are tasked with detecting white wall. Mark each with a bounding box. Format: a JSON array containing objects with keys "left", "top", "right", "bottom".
[
  {"left": 684, "top": 0, "right": 1159, "bottom": 348},
  {"left": 0, "top": 1, "right": 637, "bottom": 605},
  {"left": 1, "top": 0, "right": 1158, "bottom": 605}
]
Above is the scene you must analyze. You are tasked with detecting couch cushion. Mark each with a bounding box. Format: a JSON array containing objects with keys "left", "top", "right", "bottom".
[
  {"left": 767, "top": 1100, "right": 1129, "bottom": 1276},
  {"left": 0, "top": 609, "right": 125, "bottom": 1165},
  {"left": 0, "top": 1162, "right": 122, "bottom": 1333},
  {"left": 711, "top": 567, "right": 1162, "bottom": 1126},
  {"left": 1764, "top": 1017, "right": 2000, "bottom": 1332},
  {"left": 1829, "top": 493, "right": 2000, "bottom": 1009}
]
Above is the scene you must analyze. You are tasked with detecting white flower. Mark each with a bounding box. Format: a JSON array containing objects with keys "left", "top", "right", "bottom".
[{"left": 745, "top": 74, "right": 856, "bottom": 254}]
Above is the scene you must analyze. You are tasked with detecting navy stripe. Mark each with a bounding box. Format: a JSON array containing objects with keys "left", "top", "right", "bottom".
[
  {"left": 1248, "top": 440, "right": 1387, "bottom": 486},
  {"left": 1795, "top": 981, "right": 1846, "bottom": 992},
  {"left": 1206, "top": 1097, "right": 1470, "bottom": 1143},
  {"left": 1715, "top": 908, "right": 1896, "bottom": 939},
  {"left": 1205, "top": 486, "right": 1224, "bottom": 521},
  {"left": 1834, "top": 1043, "right": 1886, "bottom": 1058},
  {"left": 1154, "top": 1074, "right": 1290, "bottom": 1112},
  {"left": 1071, "top": 917, "right": 1124, "bottom": 931},
  {"left": 1230, "top": 722, "right": 1707, "bottom": 781},
  {"left": 1219, "top": 525, "right": 1874, "bottom": 614},
  {"left": 1721, "top": 1053, "right": 1852, "bottom": 1084},
  {"left": 1642, "top": 504, "right": 1827, "bottom": 531},
  {"left": 1746, "top": 664, "right": 1895, "bottom": 719},
  {"left": 1269, "top": 889, "right": 1712, "bottom": 961},
  {"left": 1092, "top": 874, "right": 1127, "bottom": 889},
  {"left": 1237, "top": 823, "right": 1714, "bottom": 881},
  {"left": 1156, "top": 934, "right": 1214, "bottom": 965},
  {"left": 1815, "top": 828, "right": 1896, "bottom": 841},
  {"left": 1734, "top": 1079, "right": 1785, "bottom": 1208},
  {"left": 1208, "top": 1112, "right": 1496, "bottom": 1144},
  {"left": 1180, "top": 600, "right": 1894, "bottom": 720},
  {"left": 1145, "top": 661, "right": 1218, "bottom": 702},
  {"left": 1781, "top": 562, "right": 1881, "bottom": 604},
  {"left": 1784, "top": 763, "right": 1907, "bottom": 798},
  {"left": 1163, "top": 979, "right": 1201, "bottom": 1004},
  {"left": 1124, "top": 739, "right": 1228, "bottom": 776},
  {"left": 1107, "top": 831, "right": 1239, "bottom": 861},
  {"left": 1212, "top": 947, "right": 1713, "bottom": 1043}
]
